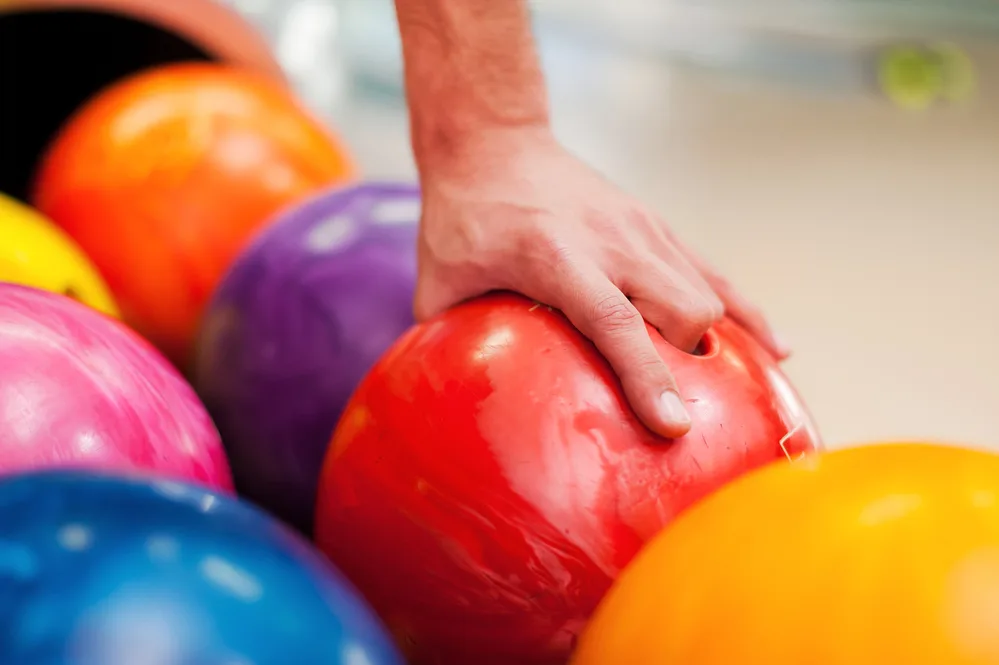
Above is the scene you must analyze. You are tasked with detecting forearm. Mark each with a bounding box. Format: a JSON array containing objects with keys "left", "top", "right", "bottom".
[{"left": 393, "top": 0, "right": 550, "bottom": 170}]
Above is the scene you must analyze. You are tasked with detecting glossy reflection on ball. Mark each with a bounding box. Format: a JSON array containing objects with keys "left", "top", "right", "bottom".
[
  {"left": 573, "top": 443, "right": 999, "bottom": 665},
  {"left": 0, "top": 283, "right": 231, "bottom": 489},
  {"left": 33, "top": 62, "right": 357, "bottom": 367},
  {"left": 315, "top": 292, "right": 822, "bottom": 665},
  {"left": 0, "top": 470, "right": 405, "bottom": 665},
  {"left": 194, "top": 181, "right": 418, "bottom": 533}
]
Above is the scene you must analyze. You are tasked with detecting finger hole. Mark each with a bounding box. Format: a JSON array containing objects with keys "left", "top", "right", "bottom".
[{"left": 687, "top": 329, "right": 718, "bottom": 358}]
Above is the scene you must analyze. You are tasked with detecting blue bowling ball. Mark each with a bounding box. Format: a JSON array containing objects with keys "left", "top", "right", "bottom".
[{"left": 0, "top": 470, "right": 405, "bottom": 665}]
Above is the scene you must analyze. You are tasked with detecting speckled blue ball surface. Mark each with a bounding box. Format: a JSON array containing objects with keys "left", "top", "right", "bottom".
[{"left": 0, "top": 470, "right": 404, "bottom": 665}]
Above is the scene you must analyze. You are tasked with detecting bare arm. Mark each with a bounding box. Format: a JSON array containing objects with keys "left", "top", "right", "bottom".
[{"left": 394, "top": 0, "right": 549, "bottom": 169}]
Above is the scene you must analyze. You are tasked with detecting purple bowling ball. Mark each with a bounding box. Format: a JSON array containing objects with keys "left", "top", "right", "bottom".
[{"left": 192, "top": 181, "right": 418, "bottom": 533}]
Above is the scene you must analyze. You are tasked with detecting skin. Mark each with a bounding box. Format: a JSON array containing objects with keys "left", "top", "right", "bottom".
[{"left": 394, "top": 0, "right": 790, "bottom": 438}]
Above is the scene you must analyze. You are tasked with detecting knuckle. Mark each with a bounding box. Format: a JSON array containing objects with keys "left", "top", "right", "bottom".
[
  {"left": 631, "top": 353, "right": 671, "bottom": 382},
  {"left": 582, "top": 206, "right": 624, "bottom": 237},
  {"left": 707, "top": 291, "right": 726, "bottom": 319},
  {"left": 529, "top": 239, "right": 579, "bottom": 292},
  {"left": 589, "top": 294, "right": 642, "bottom": 334},
  {"left": 546, "top": 241, "right": 576, "bottom": 273},
  {"left": 625, "top": 205, "right": 659, "bottom": 228},
  {"left": 511, "top": 220, "right": 546, "bottom": 247},
  {"left": 522, "top": 226, "right": 573, "bottom": 270},
  {"left": 626, "top": 252, "right": 658, "bottom": 274},
  {"left": 679, "top": 297, "right": 723, "bottom": 332}
]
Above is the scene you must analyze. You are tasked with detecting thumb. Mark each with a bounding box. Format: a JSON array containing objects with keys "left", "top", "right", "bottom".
[
  {"left": 412, "top": 260, "right": 487, "bottom": 322},
  {"left": 554, "top": 270, "right": 692, "bottom": 439},
  {"left": 413, "top": 275, "right": 460, "bottom": 322}
]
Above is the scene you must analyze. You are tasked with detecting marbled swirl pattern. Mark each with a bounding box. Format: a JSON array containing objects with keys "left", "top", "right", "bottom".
[{"left": 0, "top": 284, "right": 231, "bottom": 490}]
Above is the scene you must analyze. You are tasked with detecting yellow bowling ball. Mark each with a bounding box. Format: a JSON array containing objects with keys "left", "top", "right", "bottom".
[
  {"left": 0, "top": 193, "right": 119, "bottom": 316},
  {"left": 573, "top": 442, "right": 999, "bottom": 665}
]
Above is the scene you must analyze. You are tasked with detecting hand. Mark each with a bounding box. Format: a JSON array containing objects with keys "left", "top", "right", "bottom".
[{"left": 414, "top": 127, "right": 788, "bottom": 438}]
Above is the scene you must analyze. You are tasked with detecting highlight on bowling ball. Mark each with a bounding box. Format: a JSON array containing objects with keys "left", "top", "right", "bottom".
[
  {"left": 572, "top": 442, "right": 999, "bottom": 665},
  {"left": 33, "top": 62, "right": 358, "bottom": 367},
  {"left": 0, "top": 470, "right": 406, "bottom": 665},
  {"left": 0, "top": 283, "right": 231, "bottom": 490},
  {"left": 193, "top": 181, "right": 418, "bottom": 534},
  {"left": 0, "top": 192, "right": 118, "bottom": 317},
  {"left": 314, "top": 292, "right": 823, "bottom": 665}
]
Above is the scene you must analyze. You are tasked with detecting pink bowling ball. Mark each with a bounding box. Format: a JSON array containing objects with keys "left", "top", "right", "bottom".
[{"left": 0, "top": 283, "right": 232, "bottom": 490}]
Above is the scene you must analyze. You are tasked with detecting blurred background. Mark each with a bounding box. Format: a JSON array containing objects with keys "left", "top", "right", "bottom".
[
  {"left": 0, "top": 5, "right": 995, "bottom": 663},
  {"left": 226, "top": 0, "right": 999, "bottom": 450}
]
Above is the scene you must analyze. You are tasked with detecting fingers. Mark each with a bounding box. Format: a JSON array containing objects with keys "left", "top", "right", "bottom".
[
  {"left": 642, "top": 220, "right": 721, "bottom": 315},
  {"left": 663, "top": 229, "right": 791, "bottom": 360},
  {"left": 549, "top": 266, "right": 692, "bottom": 439},
  {"left": 623, "top": 262, "right": 723, "bottom": 353},
  {"left": 685, "top": 254, "right": 790, "bottom": 360},
  {"left": 716, "top": 281, "right": 790, "bottom": 360}
]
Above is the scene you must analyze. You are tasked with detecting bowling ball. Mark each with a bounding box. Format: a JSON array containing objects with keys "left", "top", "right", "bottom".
[
  {"left": 0, "top": 0, "right": 283, "bottom": 202},
  {"left": 193, "top": 181, "right": 418, "bottom": 534},
  {"left": 0, "top": 192, "right": 118, "bottom": 317},
  {"left": 0, "top": 283, "right": 231, "bottom": 490},
  {"left": 572, "top": 442, "right": 999, "bottom": 665},
  {"left": 33, "top": 62, "right": 357, "bottom": 368},
  {"left": 314, "top": 292, "right": 823, "bottom": 665},
  {"left": 0, "top": 469, "right": 406, "bottom": 665}
]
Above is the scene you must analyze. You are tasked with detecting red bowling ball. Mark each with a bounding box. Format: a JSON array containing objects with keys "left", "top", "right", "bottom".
[{"left": 314, "top": 292, "right": 822, "bottom": 665}]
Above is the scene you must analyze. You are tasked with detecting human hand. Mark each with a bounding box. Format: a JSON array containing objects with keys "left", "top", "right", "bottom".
[{"left": 414, "top": 127, "right": 788, "bottom": 438}]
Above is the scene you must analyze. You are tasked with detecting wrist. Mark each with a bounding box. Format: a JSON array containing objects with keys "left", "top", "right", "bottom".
[
  {"left": 410, "top": 109, "right": 551, "bottom": 176},
  {"left": 404, "top": 51, "right": 551, "bottom": 172}
]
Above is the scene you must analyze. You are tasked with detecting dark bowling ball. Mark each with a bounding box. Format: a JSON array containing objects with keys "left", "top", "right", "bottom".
[
  {"left": 314, "top": 292, "right": 823, "bottom": 665},
  {"left": 193, "top": 181, "right": 418, "bottom": 533},
  {"left": 0, "top": 469, "right": 405, "bottom": 665}
]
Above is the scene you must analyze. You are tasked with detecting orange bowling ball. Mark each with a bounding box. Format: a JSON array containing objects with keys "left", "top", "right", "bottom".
[
  {"left": 33, "top": 62, "right": 356, "bottom": 367},
  {"left": 573, "top": 442, "right": 999, "bottom": 665}
]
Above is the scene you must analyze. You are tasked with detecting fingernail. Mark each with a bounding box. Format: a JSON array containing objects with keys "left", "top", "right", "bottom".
[{"left": 659, "top": 391, "right": 691, "bottom": 426}]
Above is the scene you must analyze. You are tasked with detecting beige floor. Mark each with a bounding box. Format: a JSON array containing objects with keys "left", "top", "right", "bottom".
[
  {"left": 321, "top": 29, "right": 999, "bottom": 452},
  {"left": 632, "top": 69, "right": 999, "bottom": 451}
]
